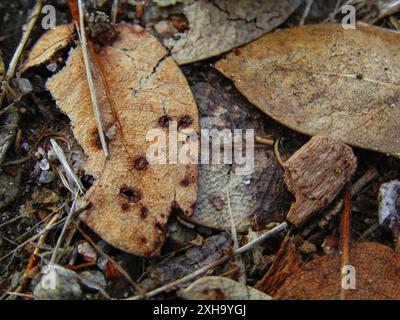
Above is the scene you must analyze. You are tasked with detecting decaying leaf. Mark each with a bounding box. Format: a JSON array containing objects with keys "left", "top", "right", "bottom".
[
  {"left": 21, "top": 24, "right": 74, "bottom": 73},
  {"left": 283, "top": 136, "right": 357, "bottom": 227},
  {"left": 256, "top": 238, "right": 302, "bottom": 296},
  {"left": 150, "top": 0, "right": 302, "bottom": 65},
  {"left": 148, "top": 233, "right": 232, "bottom": 286},
  {"left": 178, "top": 276, "right": 272, "bottom": 300},
  {"left": 274, "top": 242, "right": 400, "bottom": 300},
  {"left": 44, "top": 24, "right": 199, "bottom": 256},
  {"left": 216, "top": 23, "right": 400, "bottom": 158},
  {"left": 186, "top": 68, "right": 289, "bottom": 232}
]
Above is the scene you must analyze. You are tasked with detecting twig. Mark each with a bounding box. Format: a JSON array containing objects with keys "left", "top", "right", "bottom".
[
  {"left": 77, "top": 0, "right": 109, "bottom": 158},
  {"left": 300, "top": 0, "right": 314, "bottom": 25},
  {"left": 226, "top": 187, "right": 246, "bottom": 284},
  {"left": 255, "top": 136, "right": 274, "bottom": 146},
  {"left": 0, "top": 0, "right": 43, "bottom": 108},
  {"left": 274, "top": 138, "right": 285, "bottom": 167},
  {"left": 49, "top": 193, "right": 79, "bottom": 266},
  {"left": 51, "top": 139, "right": 84, "bottom": 194},
  {"left": 339, "top": 184, "right": 351, "bottom": 300},
  {"left": 73, "top": 220, "right": 145, "bottom": 295},
  {"left": 12, "top": 213, "right": 61, "bottom": 296},
  {"left": 111, "top": 0, "right": 119, "bottom": 25},
  {"left": 126, "top": 222, "right": 288, "bottom": 300}
]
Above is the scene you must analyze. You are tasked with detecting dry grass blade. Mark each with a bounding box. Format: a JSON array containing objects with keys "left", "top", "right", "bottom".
[
  {"left": 50, "top": 139, "right": 84, "bottom": 194},
  {"left": 77, "top": 0, "right": 109, "bottom": 158},
  {"left": 0, "top": 0, "right": 43, "bottom": 107}
]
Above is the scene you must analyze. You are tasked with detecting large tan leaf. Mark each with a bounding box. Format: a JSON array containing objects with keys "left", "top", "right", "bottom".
[
  {"left": 46, "top": 24, "right": 199, "bottom": 256},
  {"left": 153, "top": 0, "right": 302, "bottom": 65},
  {"left": 216, "top": 23, "right": 400, "bottom": 158},
  {"left": 179, "top": 276, "right": 272, "bottom": 300},
  {"left": 274, "top": 242, "right": 400, "bottom": 300}
]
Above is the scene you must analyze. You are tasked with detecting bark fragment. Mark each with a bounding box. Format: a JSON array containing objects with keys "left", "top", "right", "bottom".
[{"left": 283, "top": 136, "right": 357, "bottom": 227}]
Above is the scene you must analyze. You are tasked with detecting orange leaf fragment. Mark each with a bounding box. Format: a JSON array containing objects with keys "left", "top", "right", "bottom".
[{"left": 274, "top": 242, "right": 400, "bottom": 300}]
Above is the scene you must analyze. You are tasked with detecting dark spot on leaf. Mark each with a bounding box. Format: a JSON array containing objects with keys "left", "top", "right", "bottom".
[
  {"left": 139, "top": 237, "right": 147, "bottom": 244},
  {"left": 178, "top": 115, "right": 193, "bottom": 129},
  {"left": 119, "top": 185, "right": 142, "bottom": 203},
  {"left": 180, "top": 176, "right": 190, "bottom": 187},
  {"left": 140, "top": 206, "right": 149, "bottom": 219},
  {"left": 158, "top": 115, "right": 172, "bottom": 128},
  {"left": 90, "top": 128, "right": 109, "bottom": 150},
  {"left": 121, "top": 203, "right": 130, "bottom": 211},
  {"left": 132, "top": 156, "right": 149, "bottom": 171}
]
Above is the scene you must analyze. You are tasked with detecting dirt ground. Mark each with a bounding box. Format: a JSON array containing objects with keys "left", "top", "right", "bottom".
[{"left": 0, "top": 0, "right": 399, "bottom": 300}]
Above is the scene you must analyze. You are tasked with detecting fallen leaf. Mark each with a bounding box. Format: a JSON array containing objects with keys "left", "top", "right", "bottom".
[
  {"left": 21, "top": 24, "right": 73, "bottom": 73},
  {"left": 186, "top": 68, "right": 289, "bottom": 232},
  {"left": 150, "top": 0, "right": 302, "bottom": 65},
  {"left": 256, "top": 238, "right": 302, "bottom": 296},
  {"left": 43, "top": 24, "right": 199, "bottom": 256},
  {"left": 274, "top": 242, "right": 400, "bottom": 300},
  {"left": 283, "top": 135, "right": 357, "bottom": 226},
  {"left": 148, "top": 233, "right": 232, "bottom": 286},
  {"left": 178, "top": 276, "right": 271, "bottom": 300},
  {"left": 216, "top": 23, "right": 400, "bottom": 158}
]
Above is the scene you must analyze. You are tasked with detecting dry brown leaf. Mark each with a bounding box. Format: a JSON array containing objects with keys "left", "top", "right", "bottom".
[
  {"left": 284, "top": 136, "right": 357, "bottom": 226},
  {"left": 274, "top": 242, "right": 400, "bottom": 300},
  {"left": 21, "top": 24, "right": 74, "bottom": 73},
  {"left": 256, "top": 238, "right": 303, "bottom": 296},
  {"left": 151, "top": 0, "right": 302, "bottom": 65},
  {"left": 148, "top": 233, "right": 232, "bottom": 286},
  {"left": 186, "top": 69, "right": 288, "bottom": 232},
  {"left": 179, "top": 276, "right": 272, "bottom": 300},
  {"left": 45, "top": 24, "right": 199, "bottom": 256},
  {"left": 216, "top": 23, "right": 400, "bottom": 158}
]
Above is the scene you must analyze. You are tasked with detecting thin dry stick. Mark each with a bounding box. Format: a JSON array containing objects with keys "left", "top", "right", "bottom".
[
  {"left": 51, "top": 139, "right": 84, "bottom": 194},
  {"left": 274, "top": 138, "right": 285, "bottom": 167},
  {"left": 300, "top": 0, "right": 314, "bottom": 25},
  {"left": 226, "top": 187, "right": 246, "bottom": 284},
  {"left": 339, "top": 184, "right": 351, "bottom": 300},
  {"left": 12, "top": 213, "right": 61, "bottom": 296},
  {"left": 111, "top": 0, "right": 119, "bottom": 24},
  {"left": 255, "top": 136, "right": 274, "bottom": 146},
  {"left": 49, "top": 193, "right": 79, "bottom": 266},
  {"left": 73, "top": 220, "right": 144, "bottom": 295},
  {"left": 77, "top": 0, "right": 109, "bottom": 158},
  {"left": 126, "top": 222, "right": 288, "bottom": 300},
  {"left": 0, "top": 0, "right": 43, "bottom": 107}
]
